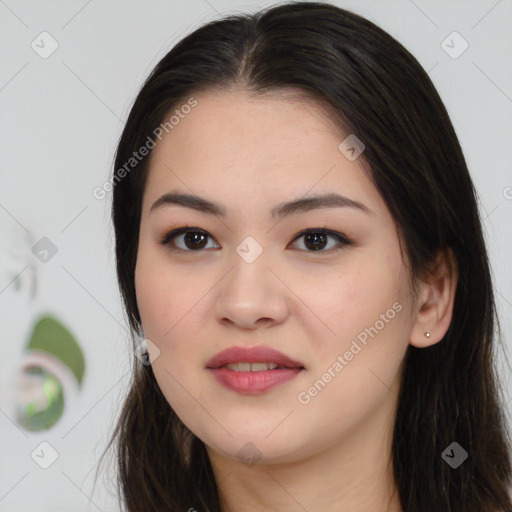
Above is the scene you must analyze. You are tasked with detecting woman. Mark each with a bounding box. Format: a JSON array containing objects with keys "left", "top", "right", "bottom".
[{"left": 95, "top": 2, "right": 512, "bottom": 510}]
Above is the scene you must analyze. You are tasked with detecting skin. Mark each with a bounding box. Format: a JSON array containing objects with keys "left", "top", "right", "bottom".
[{"left": 134, "top": 88, "right": 458, "bottom": 512}]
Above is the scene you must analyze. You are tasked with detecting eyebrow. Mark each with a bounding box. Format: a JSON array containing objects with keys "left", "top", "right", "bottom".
[{"left": 149, "top": 191, "right": 374, "bottom": 220}]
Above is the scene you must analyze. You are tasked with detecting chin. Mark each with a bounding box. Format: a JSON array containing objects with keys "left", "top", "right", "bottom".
[{"left": 201, "top": 428, "right": 311, "bottom": 466}]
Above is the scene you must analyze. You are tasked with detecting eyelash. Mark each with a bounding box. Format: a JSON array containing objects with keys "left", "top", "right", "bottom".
[{"left": 159, "top": 225, "right": 353, "bottom": 255}]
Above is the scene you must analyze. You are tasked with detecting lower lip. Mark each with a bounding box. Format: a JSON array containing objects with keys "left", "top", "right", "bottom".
[{"left": 208, "top": 368, "right": 303, "bottom": 394}]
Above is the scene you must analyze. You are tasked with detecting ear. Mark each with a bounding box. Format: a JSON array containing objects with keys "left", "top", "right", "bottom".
[{"left": 409, "top": 247, "right": 459, "bottom": 348}]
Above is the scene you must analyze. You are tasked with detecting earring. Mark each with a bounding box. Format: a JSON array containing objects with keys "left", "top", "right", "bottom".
[{"left": 425, "top": 332, "right": 431, "bottom": 338}]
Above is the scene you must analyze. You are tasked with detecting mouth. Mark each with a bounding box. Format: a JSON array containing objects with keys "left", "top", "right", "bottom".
[
  {"left": 205, "top": 345, "right": 305, "bottom": 394},
  {"left": 219, "top": 362, "right": 303, "bottom": 371}
]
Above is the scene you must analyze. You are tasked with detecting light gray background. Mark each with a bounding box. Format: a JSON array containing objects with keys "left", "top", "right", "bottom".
[{"left": 0, "top": 1, "right": 511, "bottom": 510}]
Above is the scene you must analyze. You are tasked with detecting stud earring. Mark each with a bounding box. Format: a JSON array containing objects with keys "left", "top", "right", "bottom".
[{"left": 425, "top": 332, "right": 431, "bottom": 338}]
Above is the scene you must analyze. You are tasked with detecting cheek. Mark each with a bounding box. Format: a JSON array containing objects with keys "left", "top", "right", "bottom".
[
  {"left": 134, "top": 256, "right": 207, "bottom": 416},
  {"left": 292, "top": 257, "right": 409, "bottom": 446},
  {"left": 305, "top": 246, "right": 409, "bottom": 361},
  {"left": 134, "top": 251, "right": 213, "bottom": 381},
  {"left": 135, "top": 246, "right": 195, "bottom": 339},
  {"left": 135, "top": 265, "right": 168, "bottom": 339}
]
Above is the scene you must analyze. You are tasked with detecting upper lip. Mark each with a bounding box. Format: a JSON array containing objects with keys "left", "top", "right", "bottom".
[{"left": 206, "top": 345, "right": 305, "bottom": 369}]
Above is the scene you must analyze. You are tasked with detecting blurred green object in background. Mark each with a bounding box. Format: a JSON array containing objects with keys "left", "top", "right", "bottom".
[
  {"left": 14, "top": 315, "right": 85, "bottom": 431},
  {"left": 27, "top": 315, "right": 85, "bottom": 384},
  {"left": 16, "top": 366, "right": 65, "bottom": 431}
]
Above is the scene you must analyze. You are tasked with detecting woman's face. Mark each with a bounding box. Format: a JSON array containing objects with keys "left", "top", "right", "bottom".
[{"left": 135, "top": 88, "right": 417, "bottom": 464}]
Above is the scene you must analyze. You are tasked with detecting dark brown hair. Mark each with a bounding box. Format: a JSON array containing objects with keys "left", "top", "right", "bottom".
[{"left": 94, "top": 2, "right": 512, "bottom": 510}]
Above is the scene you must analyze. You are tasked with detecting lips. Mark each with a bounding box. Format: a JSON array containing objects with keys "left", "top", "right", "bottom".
[
  {"left": 206, "top": 345, "right": 305, "bottom": 394},
  {"left": 205, "top": 345, "right": 305, "bottom": 370}
]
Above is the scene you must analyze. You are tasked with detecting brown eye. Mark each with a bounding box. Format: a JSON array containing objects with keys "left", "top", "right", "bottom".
[
  {"left": 289, "top": 229, "right": 352, "bottom": 253},
  {"left": 160, "top": 227, "right": 218, "bottom": 252},
  {"left": 160, "top": 226, "right": 352, "bottom": 254}
]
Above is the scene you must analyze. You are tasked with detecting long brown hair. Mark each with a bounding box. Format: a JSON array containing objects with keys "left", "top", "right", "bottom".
[{"left": 94, "top": 2, "right": 512, "bottom": 510}]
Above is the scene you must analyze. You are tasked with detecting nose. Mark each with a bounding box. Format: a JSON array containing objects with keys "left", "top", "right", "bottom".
[{"left": 214, "top": 253, "right": 289, "bottom": 330}]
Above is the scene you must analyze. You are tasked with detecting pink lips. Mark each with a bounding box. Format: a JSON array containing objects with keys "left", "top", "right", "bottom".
[
  {"left": 205, "top": 345, "right": 305, "bottom": 395},
  {"left": 206, "top": 345, "right": 305, "bottom": 369}
]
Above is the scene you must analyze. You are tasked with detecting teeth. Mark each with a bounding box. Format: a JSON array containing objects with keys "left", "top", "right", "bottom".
[{"left": 224, "top": 362, "right": 280, "bottom": 372}]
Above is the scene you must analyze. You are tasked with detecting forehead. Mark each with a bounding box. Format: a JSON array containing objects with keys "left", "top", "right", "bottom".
[
  {"left": 149, "top": 87, "right": 345, "bottom": 167},
  {"left": 142, "top": 88, "right": 384, "bottom": 220}
]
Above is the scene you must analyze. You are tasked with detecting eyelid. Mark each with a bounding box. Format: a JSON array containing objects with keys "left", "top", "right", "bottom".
[{"left": 159, "top": 225, "right": 353, "bottom": 254}]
